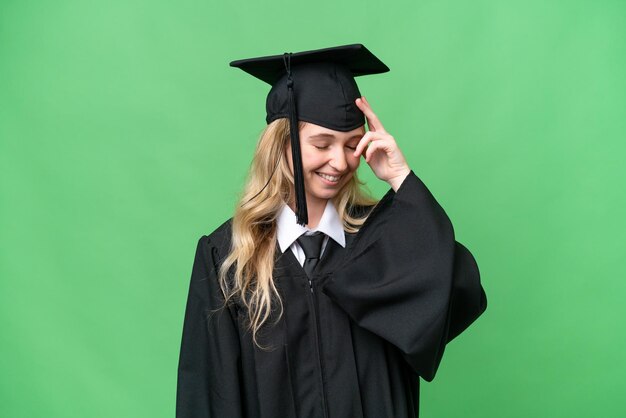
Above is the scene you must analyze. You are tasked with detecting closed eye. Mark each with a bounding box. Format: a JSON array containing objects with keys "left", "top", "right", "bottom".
[
  {"left": 345, "top": 145, "right": 357, "bottom": 150},
  {"left": 314, "top": 145, "right": 329, "bottom": 150}
]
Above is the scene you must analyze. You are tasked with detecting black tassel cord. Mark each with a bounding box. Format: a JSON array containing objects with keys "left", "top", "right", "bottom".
[{"left": 284, "top": 52, "right": 308, "bottom": 226}]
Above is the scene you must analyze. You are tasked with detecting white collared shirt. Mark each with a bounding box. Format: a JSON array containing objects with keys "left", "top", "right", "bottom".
[{"left": 276, "top": 200, "right": 346, "bottom": 267}]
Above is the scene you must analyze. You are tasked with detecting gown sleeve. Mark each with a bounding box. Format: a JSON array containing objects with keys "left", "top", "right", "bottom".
[
  {"left": 321, "top": 170, "right": 487, "bottom": 382},
  {"left": 176, "top": 235, "right": 244, "bottom": 417}
]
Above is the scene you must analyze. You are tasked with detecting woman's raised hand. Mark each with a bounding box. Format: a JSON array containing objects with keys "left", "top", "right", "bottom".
[{"left": 353, "top": 96, "right": 411, "bottom": 192}]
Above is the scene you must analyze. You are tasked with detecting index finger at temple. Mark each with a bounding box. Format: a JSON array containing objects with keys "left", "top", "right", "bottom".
[{"left": 361, "top": 98, "right": 386, "bottom": 133}]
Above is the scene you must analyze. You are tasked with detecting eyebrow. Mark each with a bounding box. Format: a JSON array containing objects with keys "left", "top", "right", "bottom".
[{"left": 308, "top": 133, "right": 362, "bottom": 140}]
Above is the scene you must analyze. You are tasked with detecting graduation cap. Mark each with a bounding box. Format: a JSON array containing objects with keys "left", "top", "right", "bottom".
[{"left": 230, "top": 43, "right": 389, "bottom": 226}]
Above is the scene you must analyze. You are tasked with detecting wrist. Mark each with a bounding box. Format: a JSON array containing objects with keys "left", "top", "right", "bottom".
[{"left": 387, "top": 168, "right": 411, "bottom": 192}]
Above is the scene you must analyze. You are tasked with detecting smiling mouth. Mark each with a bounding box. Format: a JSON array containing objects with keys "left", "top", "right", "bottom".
[{"left": 316, "top": 172, "right": 341, "bottom": 182}]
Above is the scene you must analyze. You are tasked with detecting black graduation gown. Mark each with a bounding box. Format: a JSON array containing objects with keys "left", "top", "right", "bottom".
[{"left": 176, "top": 170, "right": 487, "bottom": 418}]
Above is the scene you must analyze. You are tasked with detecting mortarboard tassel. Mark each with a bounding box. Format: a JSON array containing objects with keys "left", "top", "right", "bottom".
[{"left": 283, "top": 52, "right": 308, "bottom": 226}]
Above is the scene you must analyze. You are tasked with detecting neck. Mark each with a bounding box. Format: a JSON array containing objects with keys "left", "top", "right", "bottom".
[{"left": 289, "top": 196, "right": 328, "bottom": 229}]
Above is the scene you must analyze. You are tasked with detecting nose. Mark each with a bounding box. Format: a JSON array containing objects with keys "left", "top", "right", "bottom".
[{"left": 328, "top": 146, "right": 348, "bottom": 172}]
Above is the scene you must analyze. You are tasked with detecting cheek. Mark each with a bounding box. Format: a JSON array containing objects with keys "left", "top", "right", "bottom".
[{"left": 301, "top": 150, "right": 323, "bottom": 169}]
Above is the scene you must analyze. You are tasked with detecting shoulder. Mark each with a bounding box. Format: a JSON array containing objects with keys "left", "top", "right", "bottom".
[
  {"left": 347, "top": 194, "right": 393, "bottom": 226},
  {"left": 196, "top": 218, "right": 234, "bottom": 265},
  {"left": 348, "top": 203, "right": 374, "bottom": 219}
]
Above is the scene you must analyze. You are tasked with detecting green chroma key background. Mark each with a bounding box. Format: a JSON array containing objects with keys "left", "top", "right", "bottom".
[{"left": 1, "top": 0, "right": 624, "bottom": 416}]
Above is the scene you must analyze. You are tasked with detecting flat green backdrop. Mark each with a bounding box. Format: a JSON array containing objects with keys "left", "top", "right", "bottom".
[{"left": 1, "top": 0, "right": 624, "bottom": 417}]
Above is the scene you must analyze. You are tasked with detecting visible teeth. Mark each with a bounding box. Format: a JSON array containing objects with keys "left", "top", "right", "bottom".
[{"left": 318, "top": 173, "right": 340, "bottom": 182}]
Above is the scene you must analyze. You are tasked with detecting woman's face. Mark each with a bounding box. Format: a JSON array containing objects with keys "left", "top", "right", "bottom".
[{"left": 286, "top": 122, "right": 364, "bottom": 207}]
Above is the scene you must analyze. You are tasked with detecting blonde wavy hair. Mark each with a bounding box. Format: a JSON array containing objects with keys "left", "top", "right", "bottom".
[{"left": 217, "top": 117, "right": 378, "bottom": 349}]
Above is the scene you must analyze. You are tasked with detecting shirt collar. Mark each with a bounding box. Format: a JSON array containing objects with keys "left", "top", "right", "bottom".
[{"left": 276, "top": 200, "right": 346, "bottom": 253}]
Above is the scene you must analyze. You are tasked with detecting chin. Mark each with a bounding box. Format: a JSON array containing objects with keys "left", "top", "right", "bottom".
[{"left": 309, "top": 189, "right": 338, "bottom": 201}]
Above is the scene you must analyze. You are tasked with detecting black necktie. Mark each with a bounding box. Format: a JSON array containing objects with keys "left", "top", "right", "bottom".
[{"left": 296, "top": 232, "right": 326, "bottom": 279}]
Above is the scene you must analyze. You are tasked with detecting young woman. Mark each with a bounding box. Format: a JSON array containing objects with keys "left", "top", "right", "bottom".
[{"left": 176, "top": 44, "right": 487, "bottom": 418}]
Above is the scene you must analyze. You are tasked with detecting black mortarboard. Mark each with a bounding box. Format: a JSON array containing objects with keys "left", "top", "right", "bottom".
[{"left": 230, "top": 43, "right": 389, "bottom": 226}]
